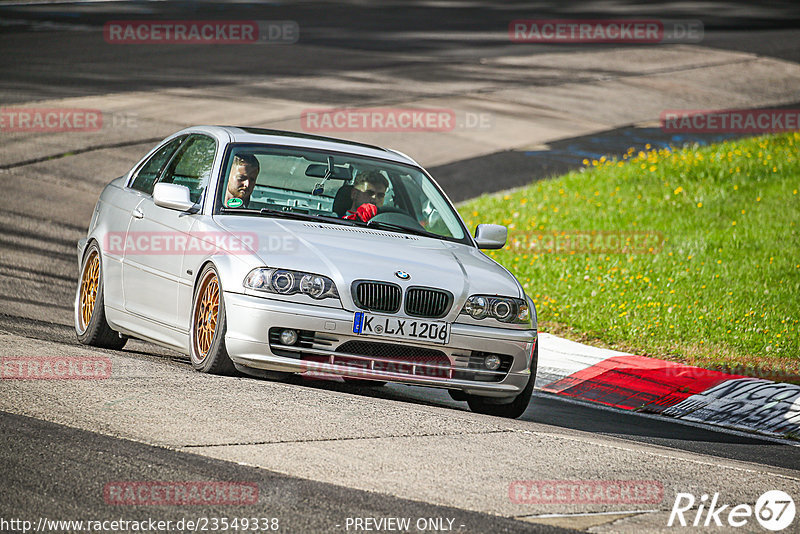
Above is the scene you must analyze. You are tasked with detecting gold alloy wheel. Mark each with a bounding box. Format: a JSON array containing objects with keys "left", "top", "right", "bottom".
[
  {"left": 78, "top": 250, "right": 100, "bottom": 331},
  {"left": 193, "top": 271, "right": 220, "bottom": 361}
]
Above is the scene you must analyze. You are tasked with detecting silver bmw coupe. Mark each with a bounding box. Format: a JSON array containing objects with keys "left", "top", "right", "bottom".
[{"left": 75, "top": 126, "right": 538, "bottom": 417}]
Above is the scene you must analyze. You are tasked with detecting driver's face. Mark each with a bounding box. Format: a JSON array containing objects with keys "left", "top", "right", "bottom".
[
  {"left": 351, "top": 181, "right": 387, "bottom": 208},
  {"left": 227, "top": 164, "right": 258, "bottom": 200}
]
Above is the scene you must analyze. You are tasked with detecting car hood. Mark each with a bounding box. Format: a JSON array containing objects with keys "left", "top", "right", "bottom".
[{"left": 214, "top": 216, "right": 523, "bottom": 307}]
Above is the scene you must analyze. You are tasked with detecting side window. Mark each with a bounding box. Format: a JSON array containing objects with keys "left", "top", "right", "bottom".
[
  {"left": 129, "top": 137, "right": 184, "bottom": 195},
  {"left": 159, "top": 135, "right": 216, "bottom": 203}
]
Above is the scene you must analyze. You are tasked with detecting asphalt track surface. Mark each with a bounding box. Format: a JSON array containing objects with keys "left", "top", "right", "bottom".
[
  {"left": 1, "top": 411, "right": 574, "bottom": 534},
  {"left": 1, "top": 0, "right": 800, "bottom": 105},
  {"left": 1, "top": 1, "right": 800, "bottom": 532}
]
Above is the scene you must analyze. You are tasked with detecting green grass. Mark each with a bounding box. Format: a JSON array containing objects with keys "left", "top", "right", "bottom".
[{"left": 459, "top": 132, "right": 800, "bottom": 380}]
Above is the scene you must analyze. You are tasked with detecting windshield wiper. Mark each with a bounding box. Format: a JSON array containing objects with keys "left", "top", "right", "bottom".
[
  {"left": 257, "top": 208, "right": 326, "bottom": 222},
  {"left": 220, "top": 207, "right": 323, "bottom": 222},
  {"left": 255, "top": 209, "right": 363, "bottom": 227},
  {"left": 364, "top": 220, "right": 439, "bottom": 238}
]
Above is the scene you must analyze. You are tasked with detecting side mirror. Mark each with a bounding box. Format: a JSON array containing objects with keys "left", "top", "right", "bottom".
[
  {"left": 474, "top": 224, "right": 507, "bottom": 249},
  {"left": 153, "top": 183, "right": 195, "bottom": 212}
]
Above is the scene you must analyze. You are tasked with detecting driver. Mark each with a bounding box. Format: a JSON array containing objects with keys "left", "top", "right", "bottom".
[
  {"left": 224, "top": 153, "right": 260, "bottom": 208},
  {"left": 344, "top": 170, "right": 388, "bottom": 223}
]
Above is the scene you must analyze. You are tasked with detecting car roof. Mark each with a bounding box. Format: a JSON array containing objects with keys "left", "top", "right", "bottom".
[{"left": 189, "top": 126, "right": 420, "bottom": 167}]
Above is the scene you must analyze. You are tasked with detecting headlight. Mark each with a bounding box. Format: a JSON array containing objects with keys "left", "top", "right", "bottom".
[
  {"left": 244, "top": 268, "right": 339, "bottom": 300},
  {"left": 460, "top": 295, "right": 530, "bottom": 324},
  {"left": 463, "top": 295, "right": 488, "bottom": 319},
  {"left": 299, "top": 274, "right": 327, "bottom": 298},
  {"left": 527, "top": 296, "right": 538, "bottom": 331}
]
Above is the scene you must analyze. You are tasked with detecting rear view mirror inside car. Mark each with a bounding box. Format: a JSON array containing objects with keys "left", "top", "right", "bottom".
[{"left": 305, "top": 163, "right": 351, "bottom": 180}]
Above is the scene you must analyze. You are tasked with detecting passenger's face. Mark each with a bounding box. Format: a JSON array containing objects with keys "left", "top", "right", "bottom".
[
  {"left": 351, "top": 181, "right": 387, "bottom": 208},
  {"left": 227, "top": 164, "right": 258, "bottom": 200}
]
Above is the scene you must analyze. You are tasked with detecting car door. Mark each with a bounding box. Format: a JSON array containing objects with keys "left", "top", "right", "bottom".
[
  {"left": 108, "top": 136, "right": 186, "bottom": 309},
  {"left": 122, "top": 134, "right": 216, "bottom": 329}
]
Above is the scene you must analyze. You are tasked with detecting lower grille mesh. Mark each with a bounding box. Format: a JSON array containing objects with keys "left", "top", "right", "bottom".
[
  {"left": 333, "top": 340, "right": 452, "bottom": 379},
  {"left": 268, "top": 330, "right": 513, "bottom": 383}
]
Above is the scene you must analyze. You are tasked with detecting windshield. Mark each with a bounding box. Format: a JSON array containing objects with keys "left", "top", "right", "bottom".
[{"left": 214, "top": 144, "right": 469, "bottom": 243}]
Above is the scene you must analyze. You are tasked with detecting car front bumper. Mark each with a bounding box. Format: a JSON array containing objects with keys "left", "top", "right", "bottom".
[{"left": 223, "top": 292, "right": 536, "bottom": 398}]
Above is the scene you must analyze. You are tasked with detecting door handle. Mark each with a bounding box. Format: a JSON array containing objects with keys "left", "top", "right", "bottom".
[{"left": 132, "top": 208, "right": 144, "bottom": 219}]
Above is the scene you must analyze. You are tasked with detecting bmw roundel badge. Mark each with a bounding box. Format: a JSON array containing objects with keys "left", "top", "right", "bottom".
[{"left": 395, "top": 270, "right": 410, "bottom": 280}]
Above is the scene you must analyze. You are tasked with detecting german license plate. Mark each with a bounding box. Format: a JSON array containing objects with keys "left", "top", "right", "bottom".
[{"left": 353, "top": 312, "right": 450, "bottom": 345}]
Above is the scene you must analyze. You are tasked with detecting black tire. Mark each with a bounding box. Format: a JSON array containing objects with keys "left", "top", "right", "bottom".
[
  {"left": 466, "top": 343, "right": 538, "bottom": 419},
  {"left": 189, "top": 264, "right": 237, "bottom": 375},
  {"left": 234, "top": 363, "right": 292, "bottom": 381},
  {"left": 448, "top": 389, "right": 468, "bottom": 402},
  {"left": 75, "top": 242, "right": 128, "bottom": 350}
]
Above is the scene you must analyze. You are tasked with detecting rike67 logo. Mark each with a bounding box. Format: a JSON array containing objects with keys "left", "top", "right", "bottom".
[{"left": 669, "top": 490, "right": 795, "bottom": 531}]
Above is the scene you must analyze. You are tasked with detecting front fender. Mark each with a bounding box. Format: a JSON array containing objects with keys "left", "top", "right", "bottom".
[{"left": 77, "top": 238, "right": 88, "bottom": 267}]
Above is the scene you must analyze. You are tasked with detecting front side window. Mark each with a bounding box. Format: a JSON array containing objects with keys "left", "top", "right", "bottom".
[
  {"left": 158, "top": 134, "right": 216, "bottom": 203},
  {"left": 215, "top": 144, "right": 469, "bottom": 244},
  {"left": 129, "top": 136, "right": 185, "bottom": 195}
]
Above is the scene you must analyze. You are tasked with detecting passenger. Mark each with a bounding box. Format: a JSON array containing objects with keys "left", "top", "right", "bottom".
[
  {"left": 224, "top": 153, "right": 260, "bottom": 208},
  {"left": 343, "top": 170, "right": 388, "bottom": 222}
]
